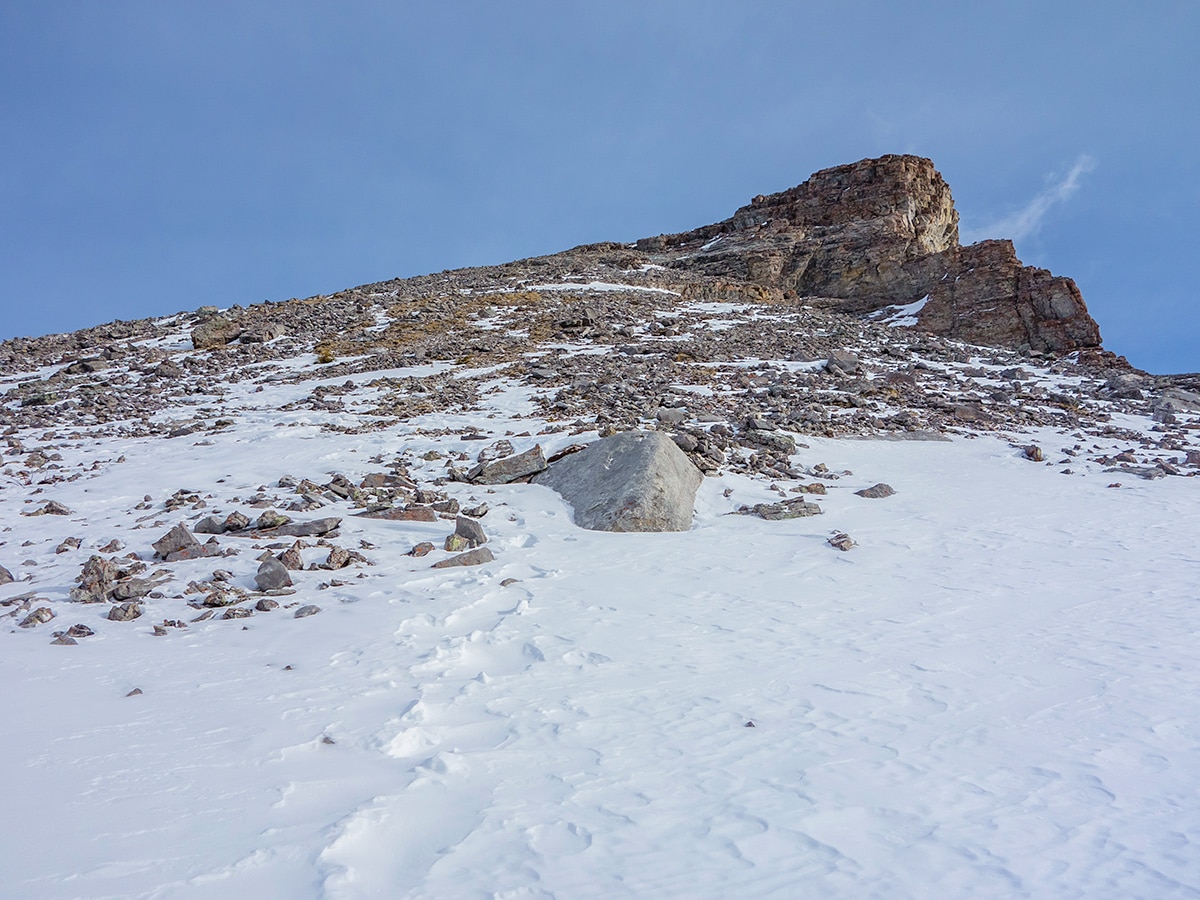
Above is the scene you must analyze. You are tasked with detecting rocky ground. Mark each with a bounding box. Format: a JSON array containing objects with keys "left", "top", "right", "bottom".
[{"left": 2, "top": 250, "right": 1199, "bottom": 642}]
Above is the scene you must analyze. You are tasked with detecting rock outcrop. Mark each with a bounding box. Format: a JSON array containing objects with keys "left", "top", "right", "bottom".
[
  {"left": 534, "top": 431, "right": 702, "bottom": 532},
  {"left": 638, "top": 154, "right": 1102, "bottom": 354}
]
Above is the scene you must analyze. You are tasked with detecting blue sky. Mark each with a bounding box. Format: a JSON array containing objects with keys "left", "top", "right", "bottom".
[{"left": 2, "top": 2, "right": 1197, "bottom": 372}]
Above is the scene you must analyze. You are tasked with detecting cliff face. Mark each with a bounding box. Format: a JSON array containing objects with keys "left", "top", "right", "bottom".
[{"left": 637, "top": 154, "right": 1102, "bottom": 354}]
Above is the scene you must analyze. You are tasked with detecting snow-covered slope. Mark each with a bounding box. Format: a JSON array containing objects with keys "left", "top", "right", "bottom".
[{"left": 2, "top": 291, "right": 1199, "bottom": 899}]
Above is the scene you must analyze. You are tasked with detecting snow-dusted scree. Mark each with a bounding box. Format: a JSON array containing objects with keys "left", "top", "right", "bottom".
[{"left": 3, "top": 156, "right": 1200, "bottom": 898}]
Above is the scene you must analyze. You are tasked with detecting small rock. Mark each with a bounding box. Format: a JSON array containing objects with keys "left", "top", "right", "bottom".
[
  {"left": 468, "top": 445, "right": 548, "bottom": 485},
  {"left": 256, "top": 510, "right": 292, "bottom": 530},
  {"left": 108, "top": 601, "right": 143, "bottom": 622},
  {"left": 194, "top": 516, "right": 228, "bottom": 534},
  {"left": 126, "top": 687, "right": 143, "bottom": 697},
  {"left": 273, "top": 517, "right": 342, "bottom": 537},
  {"left": 325, "top": 547, "right": 351, "bottom": 569},
  {"left": 222, "top": 607, "right": 253, "bottom": 620},
  {"left": 56, "top": 537, "right": 81, "bottom": 554},
  {"left": 23, "top": 500, "right": 73, "bottom": 516},
  {"left": 828, "top": 533, "right": 857, "bottom": 551},
  {"left": 255, "top": 598, "right": 279, "bottom": 612},
  {"left": 855, "top": 483, "right": 896, "bottom": 499},
  {"left": 0, "top": 564, "right": 14, "bottom": 585},
  {"left": 500, "top": 578, "right": 520, "bottom": 587},
  {"left": 66, "top": 623, "right": 94, "bottom": 638},
  {"left": 1023, "top": 445, "right": 1044, "bottom": 462},
  {"left": 255, "top": 558, "right": 293, "bottom": 591},
  {"left": 454, "top": 515, "right": 488, "bottom": 548},
  {"left": 279, "top": 545, "right": 305, "bottom": 570},
  {"left": 462, "top": 503, "right": 489, "bottom": 518},
  {"left": 737, "top": 499, "right": 823, "bottom": 520},
  {"left": 294, "top": 604, "right": 321, "bottom": 618},
  {"left": 431, "top": 546, "right": 496, "bottom": 569},
  {"left": 355, "top": 506, "right": 437, "bottom": 522},
  {"left": 51, "top": 635, "right": 78, "bottom": 646},
  {"left": 656, "top": 407, "right": 688, "bottom": 427},
  {"left": 19, "top": 607, "right": 55, "bottom": 628},
  {"left": 152, "top": 523, "right": 202, "bottom": 560},
  {"left": 444, "top": 534, "right": 471, "bottom": 553},
  {"left": 224, "top": 511, "right": 251, "bottom": 532},
  {"left": 408, "top": 541, "right": 435, "bottom": 557}
]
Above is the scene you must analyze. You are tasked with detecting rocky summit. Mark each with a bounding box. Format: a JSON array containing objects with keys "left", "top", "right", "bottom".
[{"left": 639, "top": 154, "right": 1102, "bottom": 355}]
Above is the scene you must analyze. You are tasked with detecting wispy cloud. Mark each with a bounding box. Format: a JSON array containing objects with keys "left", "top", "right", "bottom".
[{"left": 961, "top": 155, "right": 1096, "bottom": 245}]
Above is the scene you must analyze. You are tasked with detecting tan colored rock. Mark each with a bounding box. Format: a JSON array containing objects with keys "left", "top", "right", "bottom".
[{"left": 639, "top": 154, "right": 1103, "bottom": 355}]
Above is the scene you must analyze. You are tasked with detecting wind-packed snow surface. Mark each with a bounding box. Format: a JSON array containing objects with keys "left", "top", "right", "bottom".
[{"left": 2, "top": 325, "right": 1199, "bottom": 899}]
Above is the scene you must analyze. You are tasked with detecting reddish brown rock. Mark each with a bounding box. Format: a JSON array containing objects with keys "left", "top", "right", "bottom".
[{"left": 640, "top": 154, "right": 1102, "bottom": 355}]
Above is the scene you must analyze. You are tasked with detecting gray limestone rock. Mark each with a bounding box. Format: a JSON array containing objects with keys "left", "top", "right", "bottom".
[
  {"left": 294, "top": 604, "right": 321, "bottom": 618},
  {"left": 108, "top": 601, "right": 143, "bottom": 622},
  {"left": 469, "top": 445, "right": 548, "bottom": 485},
  {"left": 255, "top": 558, "right": 293, "bottom": 592},
  {"left": 152, "top": 524, "right": 201, "bottom": 560},
  {"left": 855, "top": 483, "right": 896, "bottom": 499},
  {"left": 431, "top": 546, "right": 496, "bottom": 568},
  {"left": 19, "top": 607, "right": 55, "bottom": 628},
  {"left": 737, "top": 498, "right": 823, "bottom": 520},
  {"left": 273, "top": 517, "right": 342, "bottom": 537},
  {"left": 533, "top": 430, "right": 702, "bottom": 533},
  {"left": 194, "top": 516, "right": 227, "bottom": 534},
  {"left": 454, "top": 515, "right": 488, "bottom": 548}
]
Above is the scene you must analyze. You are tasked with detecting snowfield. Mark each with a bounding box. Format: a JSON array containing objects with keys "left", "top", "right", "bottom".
[{"left": 2, "top": 359, "right": 1199, "bottom": 900}]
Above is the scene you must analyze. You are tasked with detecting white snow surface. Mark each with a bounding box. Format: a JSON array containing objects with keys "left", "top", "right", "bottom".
[{"left": 2, "top": 359, "right": 1199, "bottom": 899}]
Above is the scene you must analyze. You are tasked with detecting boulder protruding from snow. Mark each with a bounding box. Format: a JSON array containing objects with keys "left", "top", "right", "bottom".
[
  {"left": 468, "top": 445, "right": 548, "bottom": 484},
  {"left": 533, "top": 430, "right": 702, "bottom": 533}
]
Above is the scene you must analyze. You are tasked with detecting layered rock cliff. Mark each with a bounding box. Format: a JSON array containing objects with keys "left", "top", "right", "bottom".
[{"left": 637, "top": 154, "right": 1102, "bottom": 355}]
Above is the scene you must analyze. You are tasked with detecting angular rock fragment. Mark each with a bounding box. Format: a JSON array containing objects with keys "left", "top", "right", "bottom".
[
  {"left": 56, "top": 537, "right": 81, "bottom": 554},
  {"left": 256, "top": 510, "right": 292, "bottom": 530},
  {"left": 112, "top": 579, "right": 154, "bottom": 601},
  {"left": 255, "top": 558, "right": 293, "bottom": 591},
  {"left": 0, "top": 564, "right": 13, "bottom": 585},
  {"left": 825, "top": 351, "right": 861, "bottom": 376},
  {"left": 66, "top": 623, "right": 95, "bottom": 638},
  {"left": 294, "top": 604, "right": 321, "bottom": 618},
  {"left": 737, "top": 498, "right": 823, "bottom": 520},
  {"left": 828, "top": 533, "right": 857, "bottom": 551},
  {"left": 194, "top": 516, "right": 228, "bottom": 534},
  {"left": 152, "top": 524, "right": 203, "bottom": 560},
  {"left": 222, "top": 607, "right": 253, "bottom": 620},
  {"left": 533, "top": 431, "right": 701, "bottom": 532},
  {"left": 255, "top": 598, "right": 279, "bottom": 612},
  {"left": 191, "top": 315, "right": 242, "bottom": 349},
  {"left": 355, "top": 506, "right": 437, "bottom": 522},
  {"left": 408, "top": 541, "right": 435, "bottom": 558},
  {"left": 23, "top": 500, "right": 72, "bottom": 516},
  {"left": 468, "top": 445, "right": 548, "bottom": 485},
  {"left": 454, "top": 515, "right": 488, "bottom": 548},
  {"left": 70, "top": 555, "right": 119, "bottom": 603},
  {"left": 855, "top": 483, "right": 896, "bottom": 499},
  {"left": 431, "top": 546, "right": 495, "bottom": 568},
  {"left": 224, "top": 511, "right": 251, "bottom": 532},
  {"left": 108, "top": 601, "right": 143, "bottom": 622},
  {"left": 51, "top": 635, "right": 77, "bottom": 646},
  {"left": 19, "top": 607, "right": 54, "bottom": 628},
  {"left": 272, "top": 517, "right": 342, "bottom": 537}
]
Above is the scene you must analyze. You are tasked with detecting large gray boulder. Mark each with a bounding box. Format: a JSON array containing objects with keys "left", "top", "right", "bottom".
[{"left": 533, "top": 431, "right": 702, "bottom": 532}]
